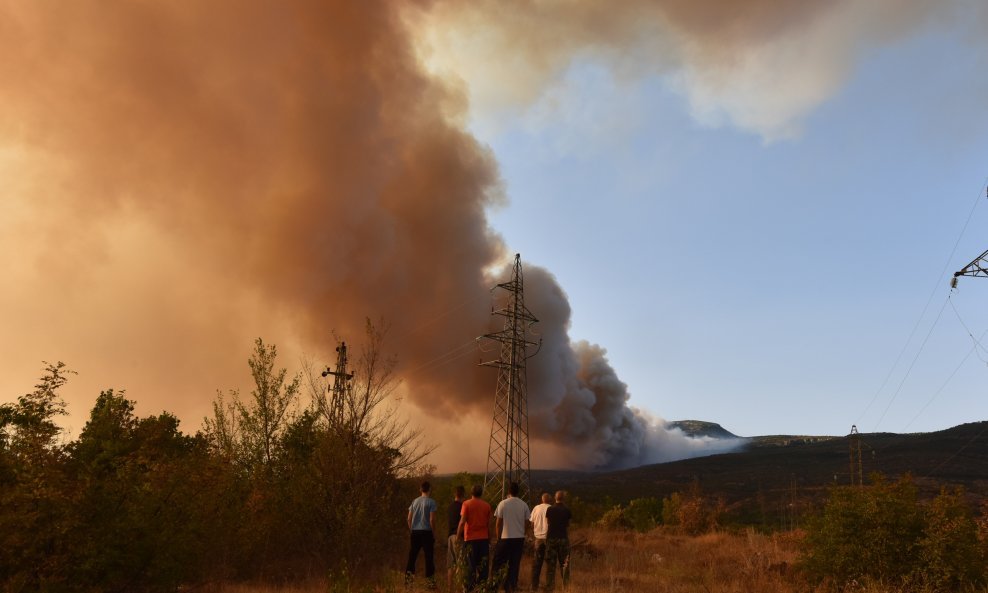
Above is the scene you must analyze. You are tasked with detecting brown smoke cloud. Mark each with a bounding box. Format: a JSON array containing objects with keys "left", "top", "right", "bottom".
[{"left": 1, "top": 0, "right": 958, "bottom": 469}]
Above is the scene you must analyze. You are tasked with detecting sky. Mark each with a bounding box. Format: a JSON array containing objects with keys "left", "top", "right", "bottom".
[
  {"left": 435, "top": 1, "right": 988, "bottom": 439},
  {"left": 2, "top": 1, "right": 988, "bottom": 471}
]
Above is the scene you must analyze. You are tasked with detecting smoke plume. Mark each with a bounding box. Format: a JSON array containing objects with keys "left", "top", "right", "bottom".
[
  {"left": 1, "top": 0, "right": 960, "bottom": 469},
  {"left": 413, "top": 0, "right": 951, "bottom": 140}
]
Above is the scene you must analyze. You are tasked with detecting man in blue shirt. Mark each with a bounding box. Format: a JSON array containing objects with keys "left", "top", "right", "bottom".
[{"left": 406, "top": 481, "right": 438, "bottom": 586}]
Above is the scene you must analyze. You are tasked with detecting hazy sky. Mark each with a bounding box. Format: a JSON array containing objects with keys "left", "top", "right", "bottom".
[{"left": 3, "top": 1, "right": 988, "bottom": 471}]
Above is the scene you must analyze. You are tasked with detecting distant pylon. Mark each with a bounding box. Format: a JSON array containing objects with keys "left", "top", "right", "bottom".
[
  {"left": 849, "top": 425, "right": 864, "bottom": 487},
  {"left": 479, "top": 254, "right": 540, "bottom": 502},
  {"left": 321, "top": 341, "right": 354, "bottom": 430}
]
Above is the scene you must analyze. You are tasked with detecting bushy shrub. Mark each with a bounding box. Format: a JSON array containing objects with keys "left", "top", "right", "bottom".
[
  {"left": 918, "top": 487, "right": 983, "bottom": 590},
  {"left": 802, "top": 475, "right": 986, "bottom": 591},
  {"left": 597, "top": 505, "right": 631, "bottom": 530},
  {"left": 663, "top": 482, "right": 722, "bottom": 535},
  {"left": 624, "top": 497, "right": 663, "bottom": 533}
]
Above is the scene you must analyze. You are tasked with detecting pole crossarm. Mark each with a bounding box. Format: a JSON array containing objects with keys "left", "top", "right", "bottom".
[
  {"left": 954, "top": 248, "right": 988, "bottom": 279},
  {"left": 951, "top": 187, "right": 988, "bottom": 287}
]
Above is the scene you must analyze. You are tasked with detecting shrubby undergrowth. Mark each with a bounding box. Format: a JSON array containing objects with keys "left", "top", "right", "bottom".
[
  {"left": 0, "top": 322, "right": 429, "bottom": 592},
  {"left": 802, "top": 474, "right": 987, "bottom": 591}
]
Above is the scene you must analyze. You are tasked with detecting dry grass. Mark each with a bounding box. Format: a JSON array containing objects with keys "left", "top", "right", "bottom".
[
  {"left": 210, "top": 527, "right": 812, "bottom": 593},
  {"left": 567, "top": 527, "right": 804, "bottom": 593}
]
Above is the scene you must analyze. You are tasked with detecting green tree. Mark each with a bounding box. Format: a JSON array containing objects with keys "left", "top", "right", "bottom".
[
  {"left": 68, "top": 389, "right": 223, "bottom": 591},
  {"left": 206, "top": 338, "right": 301, "bottom": 474},
  {"left": 625, "top": 497, "right": 662, "bottom": 533},
  {"left": 0, "top": 362, "right": 75, "bottom": 590},
  {"left": 803, "top": 475, "right": 925, "bottom": 586},
  {"left": 917, "top": 487, "right": 984, "bottom": 590}
]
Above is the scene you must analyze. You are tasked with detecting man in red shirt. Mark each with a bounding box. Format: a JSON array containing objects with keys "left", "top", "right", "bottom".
[{"left": 457, "top": 484, "right": 492, "bottom": 591}]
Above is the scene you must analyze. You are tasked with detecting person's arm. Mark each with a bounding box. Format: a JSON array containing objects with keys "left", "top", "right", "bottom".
[
  {"left": 457, "top": 515, "right": 466, "bottom": 539},
  {"left": 495, "top": 516, "right": 503, "bottom": 541},
  {"left": 407, "top": 510, "right": 413, "bottom": 530},
  {"left": 429, "top": 510, "right": 436, "bottom": 533}
]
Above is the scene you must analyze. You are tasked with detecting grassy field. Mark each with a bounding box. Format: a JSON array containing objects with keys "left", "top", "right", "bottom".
[{"left": 213, "top": 527, "right": 811, "bottom": 593}]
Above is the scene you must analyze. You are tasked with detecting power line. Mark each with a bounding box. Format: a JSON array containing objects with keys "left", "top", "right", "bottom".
[
  {"left": 903, "top": 335, "right": 986, "bottom": 433},
  {"left": 923, "top": 422, "right": 988, "bottom": 480},
  {"left": 402, "top": 339, "right": 479, "bottom": 377},
  {"left": 857, "top": 178, "right": 986, "bottom": 424},
  {"left": 948, "top": 294, "right": 988, "bottom": 363},
  {"left": 872, "top": 295, "right": 949, "bottom": 430}
]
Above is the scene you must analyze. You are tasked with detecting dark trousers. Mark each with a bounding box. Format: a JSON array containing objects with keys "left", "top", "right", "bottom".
[
  {"left": 545, "top": 538, "right": 570, "bottom": 591},
  {"left": 405, "top": 530, "right": 435, "bottom": 579},
  {"left": 531, "top": 538, "right": 547, "bottom": 589},
  {"left": 464, "top": 538, "right": 490, "bottom": 591},
  {"left": 491, "top": 537, "right": 525, "bottom": 592}
]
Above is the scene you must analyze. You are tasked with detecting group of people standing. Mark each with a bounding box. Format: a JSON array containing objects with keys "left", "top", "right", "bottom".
[{"left": 406, "top": 481, "right": 572, "bottom": 592}]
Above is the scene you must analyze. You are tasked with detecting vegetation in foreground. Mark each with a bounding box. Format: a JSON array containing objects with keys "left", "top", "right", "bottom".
[
  {"left": 213, "top": 525, "right": 987, "bottom": 593},
  {"left": 4, "top": 327, "right": 988, "bottom": 592},
  {"left": 0, "top": 323, "right": 429, "bottom": 591}
]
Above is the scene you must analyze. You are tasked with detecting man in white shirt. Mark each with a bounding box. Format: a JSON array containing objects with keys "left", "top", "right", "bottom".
[
  {"left": 529, "top": 492, "right": 553, "bottom": 590},
  {"left": 491, "top": 482, "right": 530, "bottom": 592}
]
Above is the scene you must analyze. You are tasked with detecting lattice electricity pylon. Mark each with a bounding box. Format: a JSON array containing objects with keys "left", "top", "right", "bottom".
[
  {"left": 951, "top": 187, "right": 988, "bottom": 288},
  {"left": 321, "top": 341, "right": 354, "bottom": 430},
  {"left": 479, "top": 254, "right": 541, "bottom": 502},
  {"left": 849, "top": 425, "right": 864, "bottom": 487},
  {"left": 953, "top": 248, "right": 988, "bottom": 287}
]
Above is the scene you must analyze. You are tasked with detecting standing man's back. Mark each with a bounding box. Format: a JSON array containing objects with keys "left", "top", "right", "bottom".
[
  {"left": 529, "top": 492, "right": 553, "bottom": 590},
  {"left": 458, "top": 484, "right": 492, "bottom": 591},
  {"left": 405, "top": 481, "right": 438, "bottom": 587},
  {"left": 492, "top": 482, "right": 530, "bottom": 592},
  {"left": 545, "top": 490, "right": 572, "bottom": 591}
]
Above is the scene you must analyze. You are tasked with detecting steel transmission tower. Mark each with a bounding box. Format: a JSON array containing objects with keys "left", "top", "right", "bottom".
[
  {"left": 953, "top": 249, "right": 988, "bottom": 286},
  {"left": 479, "top": 254, "right": 540, "bottom": 502},
  {"left": 951, "top": 187, "right": 988, "bottom": 288},
  {"left": 849, "top": 425, "right": 863, "bottom": 487},
  {"left": 321, "top": 341, "right": 354, "bottom": 430}
]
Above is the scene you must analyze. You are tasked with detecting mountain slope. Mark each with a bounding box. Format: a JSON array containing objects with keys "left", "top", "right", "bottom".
[{"left": 531, "top": 421, "right": 988, "bottom": 523}]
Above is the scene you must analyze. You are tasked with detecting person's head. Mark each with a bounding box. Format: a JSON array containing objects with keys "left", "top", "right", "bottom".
[
  {"left": 454, "top": 485, "right": 466, "bottom": 500},
  {"left": 472, "top": 484, "right": 483, "bottom": 498},
  {"left": 554, "top": 490, "right": 566, "bottom": 504},
  {"left": 541, "top": 492, "right": 552, "bottom": 504},
  {"left": 508, "top": 482, "right": 520, "bottom": 497},
  {"left": 420, "top": 481, "right": 431, "bottom": 494}
]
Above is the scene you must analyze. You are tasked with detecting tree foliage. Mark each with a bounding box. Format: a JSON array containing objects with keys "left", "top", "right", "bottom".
[
  {"left": 662, "top": 480, "right": 724, "bottom": 535},
  {"left": 1, "top": 325, "right": 432, "bottom": 590},
  {"left": 802, "top": 475, "right": 986, "bottom": 591},
  {"left": 596, "top": 497, "right": 663, "bottom": 533}
]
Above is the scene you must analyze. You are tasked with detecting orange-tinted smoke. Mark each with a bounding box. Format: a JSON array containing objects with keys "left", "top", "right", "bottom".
[{"left": 0, "top": 0, "right": 785, "bottom": 469}]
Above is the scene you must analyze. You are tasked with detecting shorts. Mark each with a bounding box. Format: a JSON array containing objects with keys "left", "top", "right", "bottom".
[{"left": 447, "top": 534, "right": 463, "bottom": 566}]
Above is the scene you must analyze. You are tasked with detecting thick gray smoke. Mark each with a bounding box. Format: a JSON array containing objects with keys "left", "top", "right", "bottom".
[{"left": 523, "top": 267, "right": 738, "bottom": 469}]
